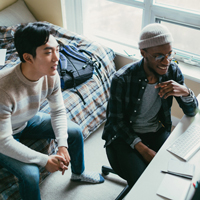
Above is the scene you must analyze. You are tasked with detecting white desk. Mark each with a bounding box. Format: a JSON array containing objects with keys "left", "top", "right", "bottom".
[{"left": 126, "top": 95, "right": 200, "bottom": 200}]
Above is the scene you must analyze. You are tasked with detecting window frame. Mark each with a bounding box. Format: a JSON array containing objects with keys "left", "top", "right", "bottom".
[{"left": 64, "top": 0, "right": 200, "bottom": 65}]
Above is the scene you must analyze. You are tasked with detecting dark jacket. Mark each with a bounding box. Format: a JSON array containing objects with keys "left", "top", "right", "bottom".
[{"left": 102, "top": 59, "right": 198, "bottom": 147}]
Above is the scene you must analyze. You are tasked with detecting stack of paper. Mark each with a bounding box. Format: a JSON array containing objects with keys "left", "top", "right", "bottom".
[
  {"left": 167, "top": 159, "right": 194, "bottom": 179},
  {"left": 0, "top": 49, "right": 6, "bottom": 66},
  {"left": 157, "top": 159, "right": 195, "bottom": 200},
  {"left": 157, "top": 174, "right": 191, "bottom": 200}
]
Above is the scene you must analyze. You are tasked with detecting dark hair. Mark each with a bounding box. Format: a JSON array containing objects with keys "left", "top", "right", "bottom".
[{"left": 14, "top": 22, "right": 53, "bottom": 62}]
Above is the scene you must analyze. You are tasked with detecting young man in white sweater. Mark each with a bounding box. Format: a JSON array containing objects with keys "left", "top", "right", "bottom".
[{"left": 0, "top": 22, "right": 104, "bottom": 200}]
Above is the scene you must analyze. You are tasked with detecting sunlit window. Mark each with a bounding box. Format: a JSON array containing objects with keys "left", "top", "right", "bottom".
[
  {"left": 155, "top": 0, "right": 200, "bottom": 12},
  {"left": 82, "top": 0, "right": 143, "bottom": 48},
  {"left": 157, "top": 20, "right": 200, "bottom": 56},
  {"left": 66, "top": 0, "right": 200, "bottom": 64}
]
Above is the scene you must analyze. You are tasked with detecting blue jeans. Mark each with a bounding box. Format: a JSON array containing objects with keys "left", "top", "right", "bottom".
[{"left": 0, "top": 112, "right": 85, "bottom": 200}]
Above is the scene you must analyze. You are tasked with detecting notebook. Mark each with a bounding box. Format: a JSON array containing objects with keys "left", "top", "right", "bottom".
[
  {"left": 0, "top": 49, "right": 6, "bottom": 65},
  {"left": 157, "top": 159, "right": 194, "bottom": 200},
  {"left": 167, "top": 159, "right": 195, "bottom": 178},
  {"left": 157, "top": 174, "right": 191, "bottom": 200}
]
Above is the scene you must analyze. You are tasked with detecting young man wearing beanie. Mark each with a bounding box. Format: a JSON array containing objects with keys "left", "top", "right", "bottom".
[{"left": 102, "top": 23, "right": 198, "bottom": 190}]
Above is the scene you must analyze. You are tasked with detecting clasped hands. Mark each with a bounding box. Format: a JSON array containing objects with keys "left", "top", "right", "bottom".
[
  {"left": 155, "top": 80, "right": 189, "bottom": 99},
  {"left": 45, "top": 146, "right": 70, "bottom": 175}
]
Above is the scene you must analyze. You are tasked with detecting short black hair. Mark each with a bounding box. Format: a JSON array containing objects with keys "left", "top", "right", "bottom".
[{"left": 14, "top": 22, "right": 53, "bottom": 62}]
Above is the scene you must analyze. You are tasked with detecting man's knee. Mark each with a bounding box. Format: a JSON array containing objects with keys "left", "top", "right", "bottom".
[
  {"left": 68, "top": 122, "right": 83, "bottom": 141},
  {"left": 71, "top": 127, "right": 83, "bottom": 144},
  {"left": 22, "top": 165, "right": 40, "bottom": 186}
]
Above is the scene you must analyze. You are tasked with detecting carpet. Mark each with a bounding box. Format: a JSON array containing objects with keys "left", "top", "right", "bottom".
[{"left": 40, "top": 123, "right": 126, "bottom": 200}]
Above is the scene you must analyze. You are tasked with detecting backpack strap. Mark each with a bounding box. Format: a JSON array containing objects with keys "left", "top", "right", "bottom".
[
  {"left": 73, "top": 88, "right": 86, "bottom": 105},
  {"left": 58, "top": 52, "right": 68, "bottom": 89},
  {"left": 80, "top": 49, "right": 103, "bottom": 84},
  {"left": 59, "top": 52, "right": 68, "bottom": 70},
  {"left": 60, "top": 45, "right": 88, "bottom": 63},
  {"left": 66, "top": 69, "right": 86, "bottom": 105}
]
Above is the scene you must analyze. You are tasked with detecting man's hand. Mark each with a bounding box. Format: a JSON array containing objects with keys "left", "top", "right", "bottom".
[
  {"left": 135, "top": 142, "right": 156, "bottom": 164},
  {"left": 45, "top": 155, "right": 68, "bottom": 173},
  {"left": 57, "top": 146, "right": 71, "bottom": 175},
  {"left": 155, "top": 80, "right": 189, "bottom": 99}
]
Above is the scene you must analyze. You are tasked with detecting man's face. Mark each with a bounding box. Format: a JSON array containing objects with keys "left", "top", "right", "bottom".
[
  {"left": 32, "top": 34, "right": 59, "bottom": 78},
  {"left": 143, "top": 43, "right": 173, "bottom": 76}
]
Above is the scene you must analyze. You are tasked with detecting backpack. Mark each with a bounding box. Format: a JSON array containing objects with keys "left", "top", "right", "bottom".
[{"left": 57, "top": 44, "right": 101, "bottom": 104}]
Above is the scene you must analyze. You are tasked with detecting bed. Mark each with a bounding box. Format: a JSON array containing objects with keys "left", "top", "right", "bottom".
[{"left": 0, "top": 1, "right": 116, "bottom": 199}]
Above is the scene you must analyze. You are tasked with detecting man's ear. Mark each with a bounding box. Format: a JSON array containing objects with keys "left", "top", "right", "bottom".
[
  {"left": 23, "top": 53, "right": 34, "bottom": 64},
  {"left": 140, "top": 49, "right": 146, "bottom": 58}
]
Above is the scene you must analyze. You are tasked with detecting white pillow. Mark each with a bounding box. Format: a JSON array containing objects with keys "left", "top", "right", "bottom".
[{"left": 0, "top": 0, "right": 37, "bottom": 26}]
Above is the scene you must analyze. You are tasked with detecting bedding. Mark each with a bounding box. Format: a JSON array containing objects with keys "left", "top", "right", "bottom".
[{"left": 0, "top": 22, "right": 116, "bottom": 200}]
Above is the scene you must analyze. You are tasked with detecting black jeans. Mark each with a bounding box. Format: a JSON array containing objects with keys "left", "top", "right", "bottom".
[{"left": 106, "top": 127, "right": 170, "bottom": 186}]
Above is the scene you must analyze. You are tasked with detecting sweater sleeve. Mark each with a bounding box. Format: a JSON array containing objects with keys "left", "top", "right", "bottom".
[
  {"left": 0, "top": 89, "right": 49, "bottom": 167},
  {"left": 47, "top": 72, "right": 68, "bottom": 148},
  {"left": 0, "top": 136, "right": 49, "bottom": 167}
]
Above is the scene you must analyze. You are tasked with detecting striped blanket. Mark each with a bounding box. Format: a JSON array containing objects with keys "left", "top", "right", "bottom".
[{"left": 0, "top": 22, "right": 116, "bottom": 200}]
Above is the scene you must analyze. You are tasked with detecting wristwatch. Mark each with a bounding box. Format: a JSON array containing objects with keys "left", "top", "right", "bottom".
[
  {"left": 180, "top": 88, "right": 195, "bottom": 103},
  {"left": 187, "top": 88, "right": 194, "bottom": 98}
]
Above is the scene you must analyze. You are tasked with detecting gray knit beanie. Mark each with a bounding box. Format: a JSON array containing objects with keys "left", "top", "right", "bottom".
[{"left": 138, "top": 23, "right": 173, "bottom": 49}]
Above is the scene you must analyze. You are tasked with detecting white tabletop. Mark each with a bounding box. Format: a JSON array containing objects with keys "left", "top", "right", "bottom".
[{"left": 126, "top": 95, "right": 200, "bottom": 200}]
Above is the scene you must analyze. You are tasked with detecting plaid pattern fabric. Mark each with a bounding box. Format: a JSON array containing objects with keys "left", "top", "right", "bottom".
[
  {"left": 0, "top": 22, "right": 116, "bottom": 200},
  {"left": 0, "top": 139, "right": 55, "bottom": 200}
]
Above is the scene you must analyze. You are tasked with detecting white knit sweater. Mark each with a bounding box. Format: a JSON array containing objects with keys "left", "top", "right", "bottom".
[{"left": 0, "top": 63, "right": 68, "bottom": 167}]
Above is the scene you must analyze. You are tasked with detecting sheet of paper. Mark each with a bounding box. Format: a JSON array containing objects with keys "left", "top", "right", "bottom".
[
  {"left": 157, "top": 174, "right": 191, "bottom": 200},
  {"left": 168, "top": 159, "right": 195, "bottom": 177},
  {"left": 0, "top": 49, "right": 7, "bottom": 65}
]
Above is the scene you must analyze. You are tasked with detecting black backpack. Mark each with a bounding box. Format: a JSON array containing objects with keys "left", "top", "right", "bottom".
[{"left": 57, "top": 44, "right": 101, "bottom": 104}]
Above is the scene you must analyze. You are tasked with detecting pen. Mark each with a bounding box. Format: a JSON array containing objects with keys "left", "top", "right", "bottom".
[{"left": 161, "top": 170, "right": 192, "bottom": 180}]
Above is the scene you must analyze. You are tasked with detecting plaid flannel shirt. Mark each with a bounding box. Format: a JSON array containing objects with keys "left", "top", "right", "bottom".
[{"left": 102, "top": 58, "right": 198, "bottom": 148}]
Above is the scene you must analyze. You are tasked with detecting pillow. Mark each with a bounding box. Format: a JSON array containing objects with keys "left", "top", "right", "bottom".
[{"left": 0, "top": 0, "right": 37, "bottom": 26}]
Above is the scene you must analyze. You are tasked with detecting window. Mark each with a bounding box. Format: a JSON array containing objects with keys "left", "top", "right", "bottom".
[
  {"left": 156, "top": 19, "right": 200, "bottom": 61},
  {"left": 65, "top": 0, "right": 200, "bottom": 66},
  {"left": 82, "top": 0, "right": 143, "bottom": 49},
  {"left": 153, "top": 0, "right": 200, "bottom": 64},
  {"left": 155, "top": 0, "right": 200, "bottom": 12}
]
